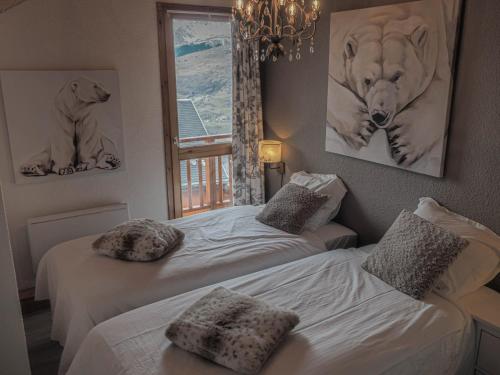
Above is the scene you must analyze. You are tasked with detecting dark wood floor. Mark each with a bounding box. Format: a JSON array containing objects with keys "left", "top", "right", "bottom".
[{"left": 23, "top": 302, "right": 62, "bottom": 375}]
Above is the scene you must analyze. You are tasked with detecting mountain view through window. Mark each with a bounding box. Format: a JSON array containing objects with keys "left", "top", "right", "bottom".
[
  {"left": 173, "top": 18, "right": 232, "bottom": 146},
  {"left": 171, "top": 16, "right": 234, "bottom": 216}
]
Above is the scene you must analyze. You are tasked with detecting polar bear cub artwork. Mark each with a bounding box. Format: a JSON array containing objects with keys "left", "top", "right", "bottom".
[
  {"left": 0, "top": 71, "right": 125, "bottom": 184},
  {"left": 326, "top": 0, "right": 462, "bottom": 177}
]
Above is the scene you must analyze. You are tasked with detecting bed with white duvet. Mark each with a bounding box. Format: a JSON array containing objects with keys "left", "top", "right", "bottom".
[
  {"left": 35, "top": 205, "right": 356, "bottom": 373},
  {"left": 67, "top": 245, "right": 475, "bottom": 375}
]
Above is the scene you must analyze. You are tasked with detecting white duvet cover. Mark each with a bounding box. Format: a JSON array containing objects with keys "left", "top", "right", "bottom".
[
  {"left": 35, "top": 205, "right": 336, "bottom": 373},
  {"left": 68, "top": 246, "right": 474, "bottom": 375}
]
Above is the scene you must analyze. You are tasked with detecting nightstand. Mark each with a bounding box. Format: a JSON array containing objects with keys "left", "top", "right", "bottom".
[{"left": 461, "top": 287, "right": 500, "bottom": 375}]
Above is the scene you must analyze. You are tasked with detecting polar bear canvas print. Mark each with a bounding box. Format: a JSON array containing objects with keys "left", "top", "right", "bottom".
[
  {"left": 0, "top": 70, "right": 125, "bottom": 184},
  {"left": 326, "top": 0, "right": 462, "bottom": 177}
]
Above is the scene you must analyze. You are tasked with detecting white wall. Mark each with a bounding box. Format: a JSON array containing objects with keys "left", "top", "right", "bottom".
[
  {"left": 0, "top": 183, "right": 31, "bottom": 375},
  {"left": 0, "top": 0, "right": 231, "bottom": 289}
]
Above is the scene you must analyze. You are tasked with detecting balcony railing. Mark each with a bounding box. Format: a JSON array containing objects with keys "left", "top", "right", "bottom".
[
  {"left": 179, "top": 134, "right": 233, "bottom": 216},
  {"left": 178, "top": 133, "right": 232, "bottom": 146}
]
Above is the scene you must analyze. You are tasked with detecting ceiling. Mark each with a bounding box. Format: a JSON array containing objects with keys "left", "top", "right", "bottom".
[{"left": 0, "top": 0, "right": 28, "bottom": 13}]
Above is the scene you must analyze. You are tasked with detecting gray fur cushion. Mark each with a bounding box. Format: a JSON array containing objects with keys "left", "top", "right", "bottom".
[
  {"left": 256, "top": 183, "right": 329, "bottom": 234},
  {"left": 362, "top": 210, "right": 468, "bottom": 300},
  {"left": 165, "top": 287, "right": 299, "bottom": 375},
  {"left": 92, "top": 219, "right": 184, "bottom": 262}
]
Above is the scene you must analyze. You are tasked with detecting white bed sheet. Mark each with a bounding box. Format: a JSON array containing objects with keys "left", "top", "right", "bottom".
[
  {"left": 68, "top": 246, "right": 475, "bottom": 375},
  {"left": 303, "top": 221, "right": 357, "bottom": 250},
  {"left": 35, "top": 205, "right": 351, "bottom": 373}
]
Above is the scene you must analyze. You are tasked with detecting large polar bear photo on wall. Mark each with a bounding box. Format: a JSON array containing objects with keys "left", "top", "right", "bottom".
[
  {"left": 0, "top": 70, "right": 125, "bottom": 184},
  {"left": 326, "top": 0, "right": 462, "bottom": 177}
]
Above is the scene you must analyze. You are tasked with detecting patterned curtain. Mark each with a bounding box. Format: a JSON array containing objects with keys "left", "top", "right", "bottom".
[
  {"left": 232, "top": 25, "right": 265, "bottom": 206},
  {"left": 0, "top": 0, "right": 28, "bottom": 13}
]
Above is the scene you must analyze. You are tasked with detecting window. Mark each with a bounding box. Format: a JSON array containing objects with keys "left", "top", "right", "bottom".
[
  {"left": 173, "top": 18, "right": 232, "bottom": 147},
  {"left": 157, "top": 4, "right": 233, "bottom": 218}
]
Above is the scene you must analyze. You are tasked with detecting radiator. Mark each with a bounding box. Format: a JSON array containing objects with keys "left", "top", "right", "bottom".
[{"left": 27, "top": 203, "right": 129, "bottom": 273}]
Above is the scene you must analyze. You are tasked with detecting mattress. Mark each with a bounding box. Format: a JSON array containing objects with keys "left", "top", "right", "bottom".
[
  {"left": 68, "top": 245, "right": 475, "bottom": 375},
  {"left": 34, "top": 205, "right": 355, "bottom": 373}
]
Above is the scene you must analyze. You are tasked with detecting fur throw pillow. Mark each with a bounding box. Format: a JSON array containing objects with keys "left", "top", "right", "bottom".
[
  {"left": 92, "top": 219, "right": 184, "bottom": 262},
  {"left": 166, "top": 287, "right": 299, "bottom": 374},
  {"left": 256, "top": 183, "right": 329, "bottom": 234},
  {"left": 362, "top": 210, "right": 468, "bottom": 299}
]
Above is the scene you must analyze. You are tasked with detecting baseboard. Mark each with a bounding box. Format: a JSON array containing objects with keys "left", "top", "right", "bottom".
[
  {"left": 19, "top": 287, "right": 35, "bottom": 301},
  {"left": 19, "top": 287, "right": 50, "bottom": 315},
  {"left": 21, "top": 297, "right": 50, "bottom": 316}
]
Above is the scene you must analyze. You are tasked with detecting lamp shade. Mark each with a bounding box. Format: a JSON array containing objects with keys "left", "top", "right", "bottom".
[{"left": 259, "top": 140, "right": 282, "bottom": 163}]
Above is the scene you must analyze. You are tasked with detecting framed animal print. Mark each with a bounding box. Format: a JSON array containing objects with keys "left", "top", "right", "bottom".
[
  {"left": 0, "top": 70, "right": 125, "bottom": 184},
  {"left": 325, "top": 0, "right": 463, "bottom": 177}
]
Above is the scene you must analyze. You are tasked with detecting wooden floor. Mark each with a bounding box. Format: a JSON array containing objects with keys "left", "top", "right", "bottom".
[{"left": 23, "top": 303, "right": 62, "bottom": 375}]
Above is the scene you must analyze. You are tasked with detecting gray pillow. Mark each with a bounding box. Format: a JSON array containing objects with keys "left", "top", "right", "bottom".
[
  {"left": 166, "top": 287, "right": 299, "bottom": 375},
  {"left": 256, "top": 183, "right": 329, "bottom": 234},
  {"left": 92, "top": 219, "right": 184, "bottom": 262},
  {"left": 362, "top": 210, "right": 468, "bottom": 299}
]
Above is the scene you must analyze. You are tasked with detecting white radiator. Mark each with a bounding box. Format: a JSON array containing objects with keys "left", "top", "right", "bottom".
[{"left": 28, "top": 203, "right": 130, "bottom": 273}]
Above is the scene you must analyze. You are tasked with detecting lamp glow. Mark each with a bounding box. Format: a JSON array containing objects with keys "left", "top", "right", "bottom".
[
  {"left": 259, "top": 140, "right": 282, "bottom": 164},
  {"left": 245, "top": 2, "right": 253, "bottom": 16}
]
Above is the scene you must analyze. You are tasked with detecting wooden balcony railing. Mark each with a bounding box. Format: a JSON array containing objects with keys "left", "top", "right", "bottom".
[
  {"left": 179, "top": 133, "right": 232, "bottom": 144},
  {"left": 179, "top": 134, "right": 233, "bottom": 216}
]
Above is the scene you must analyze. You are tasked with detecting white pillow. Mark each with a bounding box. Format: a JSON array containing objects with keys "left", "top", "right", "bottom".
[
  {"left": 290, "top": 171, "right": 347, "bottom": 231},
  {"left": 414, "top": 197, "right": 500, "bottom": 299}
]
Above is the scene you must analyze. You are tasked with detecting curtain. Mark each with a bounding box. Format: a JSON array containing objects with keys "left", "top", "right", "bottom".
[
  {"left": 232, "top": 27, "right": 265, "bottom": 206},
  {"left": 0, "top": 0, "right": 28, "bottom": 13}
]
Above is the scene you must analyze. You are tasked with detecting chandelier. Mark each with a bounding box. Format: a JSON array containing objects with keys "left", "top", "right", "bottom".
[{"left": 233, "top": 0, "right": 320, "bottom": 62}]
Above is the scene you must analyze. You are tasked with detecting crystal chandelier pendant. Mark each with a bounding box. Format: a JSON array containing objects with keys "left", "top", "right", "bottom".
[
  {"left": 260, "top": 49, "right": 266, "bottom": 62},
  {"left": 233, "top": 0, "right": 320, "bottom": 62}
]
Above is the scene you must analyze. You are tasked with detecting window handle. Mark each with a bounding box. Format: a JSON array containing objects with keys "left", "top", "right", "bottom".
[{"left": 173, "top": 136, "right": 179, "bottom": 146}]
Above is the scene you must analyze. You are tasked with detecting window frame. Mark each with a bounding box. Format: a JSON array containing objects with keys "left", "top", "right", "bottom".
[{"left": 157, "top": 3, "right": 233, "bottom": 218}]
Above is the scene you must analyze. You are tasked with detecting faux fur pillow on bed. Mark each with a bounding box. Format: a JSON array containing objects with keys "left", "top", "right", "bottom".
[
  {"left": 256, "top": 183, "right": 329, "bottom": 234},
  {"left": 166, "top": 287, "right": 299, "bottom": 375},
  {"left": 92, "top": 219, "right": 184, "bottom": 262},
  {"left": 362, "top": 210, "right": 468, "bottom": 299}
]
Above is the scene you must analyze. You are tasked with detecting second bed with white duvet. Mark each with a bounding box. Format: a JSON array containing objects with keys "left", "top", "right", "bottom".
[{"left": 68, "top": 245, "right": 475, "bottom": 375}]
